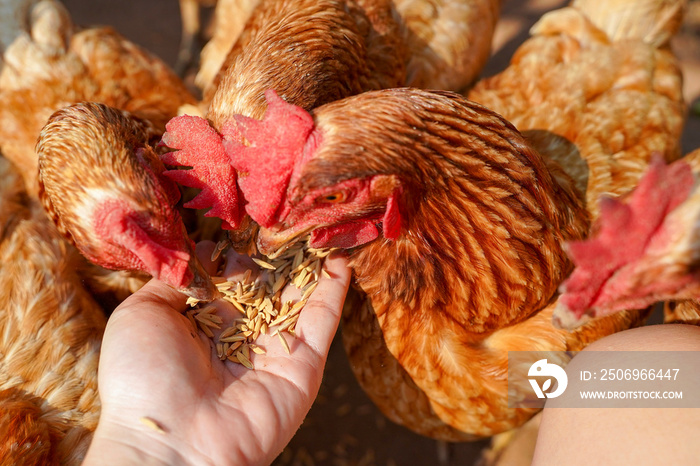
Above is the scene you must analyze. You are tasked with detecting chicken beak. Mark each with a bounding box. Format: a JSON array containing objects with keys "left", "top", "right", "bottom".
[
  {"left": 179, "top": 254, "right": 222, "bottom": 302},
  {"left": 256, "top": 224, "right": 315, "bottom": 259}
]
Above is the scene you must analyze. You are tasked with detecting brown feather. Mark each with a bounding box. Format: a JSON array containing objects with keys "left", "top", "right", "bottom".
[
  {"left": 0, "top": 0, "right": 195, "bottom": 197},
  {"left": 205, "top": 0, "right": 407, "bottom": 125},
  {"left": 0, "top": 157, "right": 105, "bottom": 465},
  {"left": 469, "top": 0, "right": 685, "bottom": 219},
  {"left": 271, "top": 88, "right": 648, "bottom": 437}
]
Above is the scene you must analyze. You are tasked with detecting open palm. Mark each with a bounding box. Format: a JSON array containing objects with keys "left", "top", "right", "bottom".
[{"left": 85, "top": 241, "right": 351, "bottom": 466}]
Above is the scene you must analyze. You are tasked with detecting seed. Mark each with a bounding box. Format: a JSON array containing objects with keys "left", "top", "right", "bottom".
[
  {"left": 186, "top": 296, "right": 199, "bottom": 307},
  {"left": 301, "top": 282, "right": 317, "bottom": 300},
  {"left": 294, "top": 268, "right": 308, "bottom": 288},
  {"left": 227, "top": 341, "right": 243, "bottom": 355},
  {"left": 219, "top": 334, "right": 246, "bottom": 343},
  {"left": 272, "top": 274, "right": 287, "bottom": 294},
  {"left": 200, "top": 323, "right": 214, "bottom": 338},
  {"left": 276, "top": 330, "right": 291, "bottom": 354},
  {"left": 211, "top": 240, "right": 229, "bottom": 262},
  {"left": 280, "top": 301, "right": 290, "bottom": 317},
  {"left": 219, "top": 326, "right": 237, "bottom": 340},
  {"left": 291, "top": 300, "right": 307, "bottom": 314},
  {"left": 189, "top": 240, "right": 333, "bottom": 369},
  {"left": 230, "top": 303, "right": 246, "bottom": 318},
  {"left": 292, "top": 248, "right": 305, "bottom": 269},
  {"left": 186, "top": 311, "right": 197, "bottom": 331},
  {"left": 276, "top": 315, "right": 298, "bottom": 333},
  {"left": 252, "top": 257, "right": 276, "bottom": 270},
  {"left": 299, "top": 270, "right": 313, "bottom": 289},
  {"left": 250, "top": 345, "right": 266, "bottom": 355},
  {"left": 139, "top": 417, "right": 166, "bottom": 434},
  {"left": 236, "top": 351, "right": 254, "bottom": 369}
]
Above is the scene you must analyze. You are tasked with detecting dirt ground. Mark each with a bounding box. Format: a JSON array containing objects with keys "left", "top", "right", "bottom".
[{"left": 58, "top": 0, "right": 700, "bottom": 464}]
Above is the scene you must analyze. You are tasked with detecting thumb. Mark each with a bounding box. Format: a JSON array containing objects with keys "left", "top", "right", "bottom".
[{"left": 293, "top": 252, "right": 351, "bottom": 357}]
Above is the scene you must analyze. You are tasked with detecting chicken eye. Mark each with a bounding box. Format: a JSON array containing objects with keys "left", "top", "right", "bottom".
[{"left": 318, "top": 191, "right": 347, "bottom": 204}]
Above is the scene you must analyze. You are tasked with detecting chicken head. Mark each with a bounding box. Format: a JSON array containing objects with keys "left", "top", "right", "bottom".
[{"left": 37, "top": 103, "right": 219, "bottom": 301}]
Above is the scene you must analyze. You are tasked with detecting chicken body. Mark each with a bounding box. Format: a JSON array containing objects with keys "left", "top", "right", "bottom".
[
  {"left": 205, "top": 0, "right": 407, "bottom": 124},
  {"left": 469, "top": 0, "right": 686, "bottom": 219},
  {"left": 395, "top": 0, "right": 502, "bottom": 91},
  {"left": 163, "top": 0, "right": 410, "bottom": 243},
  {"left": 196, "top": 0, "right": 501, "bottom": 98},
  {"left": 0, "top": 156, "right": 104, "bottom": 465},
  {"left": 0, "top": 0, "right": 196, "bottom": 197},
  {"left": 220, "top": 88, "right": 648, "bottom": 439},
  {"left": 0, "top": 0, "right": 212, "bottom": 306}
]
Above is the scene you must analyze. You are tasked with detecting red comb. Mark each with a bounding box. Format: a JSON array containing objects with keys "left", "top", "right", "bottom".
[
  {"left": 222, "top": 90, "right": 316, "bottom": 228},
  {"left": 560, "top": 155, "right": 694, "bottom": 317},
  {"left": 160, "top": 115, "right": 243, "bottom": 229}
]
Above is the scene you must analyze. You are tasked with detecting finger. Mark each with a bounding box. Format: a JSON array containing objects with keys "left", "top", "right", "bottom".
[
  {"left": 293, "top": 252, "right": 351, "bottom": 357},
  {"left": 223, "top": 248, "right": 261, "bottom": 281},
  {"left": 115, "top": 277, "right": 189, "bottom": 315},
  {"left": 195, "top": 240, "right": 220, "bottom": 276}
]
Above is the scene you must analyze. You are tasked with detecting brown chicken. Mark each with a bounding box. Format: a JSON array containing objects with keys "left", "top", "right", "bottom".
[
  {"left": 467, "top": 0, "right": 687, "bottom": 331},
  {"left": 181, "top": 87, "right": 647, "bottom": 439},
  {"left": 556, "top": 150, "right": 700, "bottom": 327},
  {"left": 156, "top": 0, "right": 684, "bottom": 441},
  {"left": 0, "top": 156, "right": 104, "bottom": 465},
  {"left": 36, "top": 102, "right": 219, "bottom": 302},
  {"left": 0, "top": 0, "right": 196, "bottom": 197},
  {"left": 195, "top": 0, "right": 502, "bottom": 100},
  {"left": 469, "top": 0, "right": 686, "bottom": 220}
]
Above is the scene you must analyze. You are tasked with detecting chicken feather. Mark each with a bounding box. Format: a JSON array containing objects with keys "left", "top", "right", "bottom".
[
  {"left": 225, "top": 88, "right": 648, "bottom": 438},
  {"left": 469, "top": 0, "right": 686, "bottom": 219},
  {"left": 37, "top": 103, "right": 219, "bottom": 302},
  {"left": 0, "top": 0, "right": 196, "bottom": 197},
  {"left": 0, "top": 156, "right": 104, "bottom": 465}
]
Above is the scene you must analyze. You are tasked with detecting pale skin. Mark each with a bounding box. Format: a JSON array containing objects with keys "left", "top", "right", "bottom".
[
  {"left": 533, "top": 324, "right": 700, "bottom": 465},
  {"left": 84, "top": 241, "right": 352, "bottom": 466},
  {"left": 84, "top": 240, "right": 700, "bottom": 465}
]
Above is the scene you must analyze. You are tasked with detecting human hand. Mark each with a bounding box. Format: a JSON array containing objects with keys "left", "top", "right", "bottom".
[{"left": 83, "top": 241, "right": 351, "bottom": 466}]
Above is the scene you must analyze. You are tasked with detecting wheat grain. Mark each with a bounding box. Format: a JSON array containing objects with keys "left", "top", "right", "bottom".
[
  {"left": 252, "top": 257, "right": 276, "bottom": 270},
  {"left": 276, "top": 330, "right": 291, "bottom": 354},
  {"left": 186, "top": 240, "right": 332, "bottom": 369},
  {"left": 139, "top": 417, "right": 166, "bottom": 434}
]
